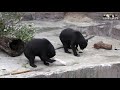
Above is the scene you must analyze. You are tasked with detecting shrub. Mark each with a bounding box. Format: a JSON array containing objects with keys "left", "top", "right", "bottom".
[
  {"left": 13, "top": 24, "right": 35, "bottom": 42},
  {"left": 0, "top": 12, "right": 35, "bottom": 42}
]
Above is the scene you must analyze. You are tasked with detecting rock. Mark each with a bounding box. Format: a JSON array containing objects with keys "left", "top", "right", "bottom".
[{"left": 94, "top": 41, "right": 112, "bottom": 50}]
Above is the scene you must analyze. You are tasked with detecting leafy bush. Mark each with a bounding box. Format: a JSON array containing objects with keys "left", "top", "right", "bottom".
[
  {"left": 0, "top": 12, "right": 35, "bottom": 42},
  {"left": 13, "top": 24, "right": 35, "bottom": 42}
]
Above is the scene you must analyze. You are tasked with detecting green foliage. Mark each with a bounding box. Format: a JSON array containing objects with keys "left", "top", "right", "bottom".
[
  {"left": 0, "top": 19, "right": 5, "bottom": 35},
  {"left": 13, "top": 24, "right": 35, "bottom": 42},
  {"left": 0, "top": 12, "right": 35, "bottom": 42}
]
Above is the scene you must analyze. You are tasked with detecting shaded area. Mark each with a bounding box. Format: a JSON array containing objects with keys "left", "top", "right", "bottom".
[{"left": 0, "top": 37, "right": 24, "bottom": 57}]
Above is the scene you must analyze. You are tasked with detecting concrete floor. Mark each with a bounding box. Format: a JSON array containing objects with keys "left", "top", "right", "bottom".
[{"left": 1, "top": 20, "right": 120, "bottom": 78}]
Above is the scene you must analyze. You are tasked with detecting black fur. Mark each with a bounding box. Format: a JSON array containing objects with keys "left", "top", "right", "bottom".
[
  {"left": 59, "top": 28, "right": 88, "bottom": 56},
  {"left": 24, "top": 38, "right": 56, "bottom": 68}
]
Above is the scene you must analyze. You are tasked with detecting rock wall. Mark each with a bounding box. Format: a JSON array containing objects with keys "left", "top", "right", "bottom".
[
  {"left": 22, "top": 12, "right": 120, "bottom": 40},
  {"left": 32, "top": 63, "right": 120, "bottom": 78},
  {"left": 86, "top": 12, "right": 120, "bottom": 20},
  {"left": 22, "top": 12, "right": 64, "bottom": 21},
  {"left": 22, "top": 12, "right": 120, "bottom": 21}
]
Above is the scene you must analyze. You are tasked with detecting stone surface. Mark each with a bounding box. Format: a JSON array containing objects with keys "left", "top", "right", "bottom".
[
  {"left": 21, "top": 12, "right": 120, "bottom": 21},
  {"left": 111, "top": 26, "right": 120, "bottom": 40},
  {"left": 22, "top": 12, "right": 64, "bottom": 21},
  {"left": 1, "top": 15, "right": 120, "bottom": 78},
  {"left": 0, "top": 20, "right": 120, "bottom": 78}
]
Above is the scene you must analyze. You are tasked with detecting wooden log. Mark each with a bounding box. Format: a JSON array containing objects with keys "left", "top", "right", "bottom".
[
  {"left": 0, "top": 36, "right": 25, "bottom": 57},
  {"left": 94, "top": 41, "right": 112, "bottom": 50}
]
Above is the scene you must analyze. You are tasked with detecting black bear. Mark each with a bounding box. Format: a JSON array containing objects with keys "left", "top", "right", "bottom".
[
  {"left": 24, "top": 38, "right": 56, "bottom": 68},
  {"left": 59, "top": 28, "right": 88, "bottom": 56}
]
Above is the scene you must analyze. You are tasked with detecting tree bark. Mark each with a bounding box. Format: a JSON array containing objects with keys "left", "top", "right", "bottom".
[
  {"left": 0, "top": 36, "right": 25, "bottom": 57},
  {"left": 94, "top": 41, "right": 112, "bottom": 50}
]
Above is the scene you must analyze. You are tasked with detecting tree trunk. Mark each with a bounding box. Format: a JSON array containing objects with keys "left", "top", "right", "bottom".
[{"left": 0, "top": 36, "right": 25, "bottom": 57}]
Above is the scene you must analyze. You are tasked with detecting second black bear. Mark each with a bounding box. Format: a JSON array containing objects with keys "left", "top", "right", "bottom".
[
  {"left": 59, "top": 28, "right": 88, "bottom": 56},
  {"left": 24, "top": 38, "right": 56, "bottom": 68}
]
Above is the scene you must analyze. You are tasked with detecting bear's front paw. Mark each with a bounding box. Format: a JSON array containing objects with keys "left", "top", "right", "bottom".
[
  {"left": 49, "top": 59, "right": 56, "bottom": 63},
  {"left": 74, "top": 53, "right": 79, "bottom": 57},
  {"left": 44, "top": 62, "right": 49, "bottom": 66},
  {"left": 30, "top": 64, "right": 37, "bottom": 68},
  {"left": 65, "top": 51, "right": 71, "bottom": 54}
]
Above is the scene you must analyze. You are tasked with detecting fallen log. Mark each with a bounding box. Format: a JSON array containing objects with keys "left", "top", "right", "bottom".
[
  {"left": 0, "top": 36, "right": 25, "bottom": 57},
  {"left": 94, "top": 41, "right": 112, "bottom": 50}
]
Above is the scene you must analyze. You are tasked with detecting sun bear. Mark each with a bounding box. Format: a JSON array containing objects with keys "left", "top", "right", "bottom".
[
  {"left": 59, "top": 28, "right": 88, "bottom": 56},
  {"left": 24, "top": 38, "right": 56, "bottom": 68}
]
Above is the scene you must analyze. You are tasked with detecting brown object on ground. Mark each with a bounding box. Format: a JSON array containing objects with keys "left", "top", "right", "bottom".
[
  {"left": 0, "top": 68, "right": 43, "bottom": 76},
  {"left": 11, "top": 70, "right": 32, "bottom": 75},
  {"left": 11, "top": 68, "right": 43, "bottom": 75},
  {"left": 94, "top": 41, "right": 112, "bottom": 50},
  {"left": 0, "top": 36, "right": 25, "bottom": 57}
]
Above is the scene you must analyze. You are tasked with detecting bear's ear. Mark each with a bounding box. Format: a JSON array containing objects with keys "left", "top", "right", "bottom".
[{"left": 86, "top": 39, "right": 88, "bottom": 42}]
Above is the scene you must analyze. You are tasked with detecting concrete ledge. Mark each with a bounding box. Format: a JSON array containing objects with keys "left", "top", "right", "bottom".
[
  {"left": 33, "top": 62, "right": 120, "bottom": 78},
  {"left": 1, "top": 62, "right": 120, "bottom": 78}
]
